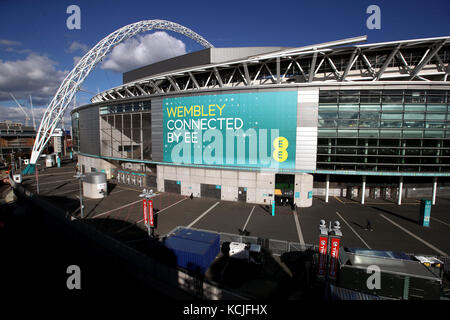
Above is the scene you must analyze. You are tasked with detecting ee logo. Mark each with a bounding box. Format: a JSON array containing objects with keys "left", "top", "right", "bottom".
[{"left": 273, "top": 137, "right": 288, "bottom": 163}]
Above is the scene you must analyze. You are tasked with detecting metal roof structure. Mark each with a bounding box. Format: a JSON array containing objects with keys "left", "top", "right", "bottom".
[{"left": 91, "top": 35, "right": 450, "bottom": 103}]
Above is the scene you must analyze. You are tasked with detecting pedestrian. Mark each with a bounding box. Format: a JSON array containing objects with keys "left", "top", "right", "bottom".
[
  {"left": 365, "top": 219, "right": 374, "bottom": 231},
  {"left": 190, "top": 193, "right": 193, "bottom": 200}
]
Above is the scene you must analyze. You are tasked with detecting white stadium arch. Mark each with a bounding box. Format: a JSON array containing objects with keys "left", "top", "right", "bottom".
[{"left": 28, "top": 20, "right": 213, "bottom": 165}]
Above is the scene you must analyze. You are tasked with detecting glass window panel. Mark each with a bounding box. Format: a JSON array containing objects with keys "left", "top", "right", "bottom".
[
  {"left": 318, "top": 129, "right": 337, "bottom": 137},
  {"left": 319, "top": 112, "right": 338, "bottom": 119},
  {"left": 379, "top": 130, "right": 401, "bottom": 137},
  {"left": 338, "top": 129, "right": 357, "bottom": 137},
  {"left": 360, "top": 95, "right": 380, "bottom": 103},
  {"left": 427, "top": 105, "right": 447, "bottom": 112},
  {"left": 339, "top": 104, "right": 359, "bottom": 111},
  {"left": 359, "top": 112, "right": 380, "bottom": 120},
  {"left": 359, "top": 120, "right": 379, "bottom": 128},
  {"left": 425, "top": 122, "right": 445, "bottom": 128},
  {"left": 426, "top": 113, "right": 446, "bottom": 120},
  {"left": 427, "top": 95, "right": 446, "bottom": 104},
  {"left": 132, "top": 113, "right": 141, "bottom": 128},
  {"left": 403, "top": 121, "right": 424, "bottom": 128},
  {"left": 339, "top": 95, "right": 359, "bottom": 103},
  {"left": 360, "top": 104, "right": 381, "bottom": 111},
  {"left": 380, "top": 121, "right": 402, "bottom": 127},
  {"left": 404, "top": 113, "right": 425, "bottom": 120},
  {"left": 318, "top": 119, "right": 338, "bottom": 127},
  {"left": 381, "top": 113, "right": 402, "bottom": 120},
  {"left": 338, "top": 111, "right": 358, "bottom": 119},
  {"left": 404, "top": 104, "right": 425, "bottom": 111},
  {"left": 382, "top": 104, "right": 403, "bottom": 111},
  {"left": 424, "top": 131, "right": 444, "bottom": 138},
  {"left": 318, "top": 105, "right": 338, "bottom": 111},
  {"left": 338, "top": 120, "right": 358, "bottom": 128},
  {"left": 382, "top": 95, "right": 403, "bottom": 103},
  {"left": 404, "top": 94, "right": 426, "bottom": 104},
  {"left": 358, "top": 130, "right": 379, "bottom": 137},
  {"left": 402, "top": 130, "right": 423, "bottom": 138}
]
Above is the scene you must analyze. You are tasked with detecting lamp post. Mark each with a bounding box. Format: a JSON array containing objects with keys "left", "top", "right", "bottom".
[
  {"left": 74, "top": 172, "right": 85, "bottom": 218},
  {"left": 139, "top": 188, "right": 157, "bottom": 237}
]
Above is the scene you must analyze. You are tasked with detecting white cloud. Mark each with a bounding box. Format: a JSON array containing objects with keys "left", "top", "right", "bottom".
[
  {"left": 0, "top": 53, "right": 68, "bottom": 104},
  {"left": 0, "top": 39, "right": 21, "bottom": 46},
  {"left": 67, "top": 41, "right": 89, "bottom": 54},
  {"left": 101, "top": 31, "right": 186, "bottom": 73}
]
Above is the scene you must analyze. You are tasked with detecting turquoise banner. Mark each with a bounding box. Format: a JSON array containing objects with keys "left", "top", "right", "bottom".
[{"left": 163, "top": 91, "right": 298, "bottom": 169}]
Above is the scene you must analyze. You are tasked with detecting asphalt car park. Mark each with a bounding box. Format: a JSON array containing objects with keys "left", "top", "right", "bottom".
[{"left": 21, "top": 162, "right": 450, "bottom": 258}]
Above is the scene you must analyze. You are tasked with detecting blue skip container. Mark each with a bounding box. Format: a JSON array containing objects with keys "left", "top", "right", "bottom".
[{"left": 164, "top": 228, "right": 220, "bottom": 274}]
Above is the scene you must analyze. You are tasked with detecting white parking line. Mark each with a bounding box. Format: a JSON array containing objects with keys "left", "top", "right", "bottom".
[
  {"left": 379, "top": 214, "right": 448, "bottom": 256},
  {"left": 92, "top": 199, "right": 143, "bottom": 219},
  {"left": 135, "top": 197, "right": 187, "bottom": 224},
  {"left": 242, "top": 206, "right": 255, "bottom": 231},
  {"left": 186, "top": 202, "right": 220, "bottom": 229},
  {"left": 293, "top": 210, "right": 305, "bottom": 246},
  {"left": 431, "top": 217, "right": 450, "bottom": 227},
  {"left": 335, "top": 211, "right": 372, "bottom": 249}
]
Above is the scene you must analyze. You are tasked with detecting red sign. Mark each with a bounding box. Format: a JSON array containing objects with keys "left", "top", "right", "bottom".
[
  {"left": 143, "top": 199, "right": 148, "bottom": 226},
  {"left": 317, "top": 236, "right": 328, "bottom": 277},
  {"left": 328, "top": 237, "right": 341, "bottom": 279},
  {"left": 148, "top": 200, "right": 154, "bottom": 227}
]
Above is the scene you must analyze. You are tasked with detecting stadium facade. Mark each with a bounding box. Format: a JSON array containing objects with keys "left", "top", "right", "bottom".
[{"left": 71, "top": 36, "right": 450, "bottom": 207}]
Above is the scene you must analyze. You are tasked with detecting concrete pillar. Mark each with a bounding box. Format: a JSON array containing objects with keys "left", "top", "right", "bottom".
[
  {"left": 398, "top": 176, "right": 403, "bottom": 205},
  {"left": 432, "top": 177, "right": 437, "bottom": 205},
  {"left": 361, "top": 176, "right": 366, "bottom": 205},
  {"left": 325, "top": 174, "right": 330, "bottom": 203}
]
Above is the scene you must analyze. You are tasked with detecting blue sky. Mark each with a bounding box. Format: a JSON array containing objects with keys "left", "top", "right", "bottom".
[{"left": 0, "top": 0, "right": 449, "bottom": 128}]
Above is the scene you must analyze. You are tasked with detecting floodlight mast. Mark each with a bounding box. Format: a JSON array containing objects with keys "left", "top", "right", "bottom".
[{"left": 29, "top": 20, "right": 214, "bottom": 164}]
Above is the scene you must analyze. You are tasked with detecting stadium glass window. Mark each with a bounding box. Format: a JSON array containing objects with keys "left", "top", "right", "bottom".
[
  {"left": 404, "top": 92, "right": 426, "bottom": 104},
  {"left": 380, "top": 121, "right": 402, "bottom": 128},
  {"left": 358, "top": 130, "right": 379, "bottom": 138},
  {"left": 359, "top": 120, "right": 379, "bottom": 128},
  {"left": 426, "top": 122, "right": 445, "bottom": 128},
  {"left": 382, "top": 95, "right": 403, "bottom": 104},
  {"left": 402, "top": 130, "right": 423, "bottom": 138},
  {"left": 404, "top": 113, "right": 425, "bottom": 120},
  {"left": 360, "top": 104, "right": 381, "bottom": 111},
  {"left": 338, "top": 119, "right": 358, "bottom": 128},
  {"left": 403, "top": 121, "right": 424, "bottom": 128},
  {"left": 318, "top": 119, "right": 337, "bottom": 127},
  {"left": 319, "top": 91, "right": 338, "bottom": 103},
  {"left": 318, "top": 129, "right": 337, "bottom": 137},
  {"left": 427, "top": 105, "right": 447, "bottom": 112},
  {"left": 379, "top": 130, "right": 401, "bottom": 138},
  {"left": 381, "top": 113, "right": 402, "bottom": 120},
  {"left": 404, "top": 104, "right": 425, "bottom": 112},
  {"left": 426, "top": 113, "right": 446, "bottom": 120},
  {"left": 319, "top": 112, "right": 338, "bottom": 119},
  {"left": 359, "top": 112, "right": 380, "bottom": 120},
  {"left": 424, "top": 131, "right": 445, "bottom": 138},
  {"left": 319, "top": 105, "right": 338, "bottom": 111},
  {"left": 382, "top": 104, "right": 403, "bottom": 112},
  {"left": 339, "top": 104, "right": 359, "bottom": 112},
  {"left": 338, "top": 112, "right": 359, "bottom": 120}
]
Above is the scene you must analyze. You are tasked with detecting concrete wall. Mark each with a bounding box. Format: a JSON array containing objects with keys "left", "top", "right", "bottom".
[
  {"left": 294, "top": 173, "right": 313, "bottom": 207},
  {"left": 157, "top": 165, "right": 276, "bottom": 205},
  {"left": 157, "top": 165, "right": 314, "bottom": 207}
]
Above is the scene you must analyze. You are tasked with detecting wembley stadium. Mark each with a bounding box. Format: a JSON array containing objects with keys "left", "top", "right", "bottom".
[{"left": 70, "top": 33, "right": 450, "bottom": 208}]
